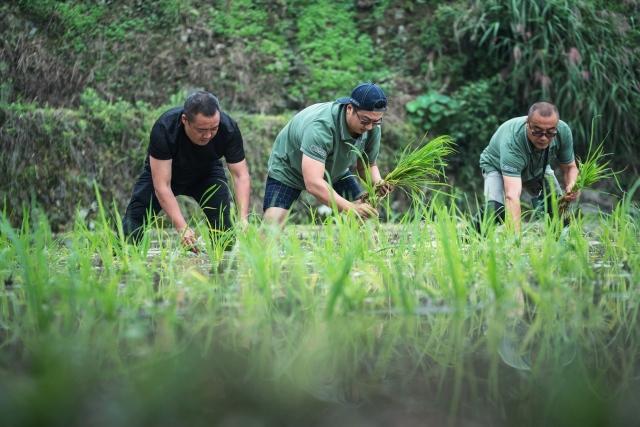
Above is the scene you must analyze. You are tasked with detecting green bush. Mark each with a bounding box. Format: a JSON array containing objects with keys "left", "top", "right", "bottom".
[
  {"left": 18, "top": 0, "right": 107, "bottom": 52},
  {"left": 406, "top": 91, "right": 460, "bottom": 132},
  {"left": 406, "top": 78, "right": 508, "bottom": 190},
  {"left": 0, "top": 97, "right": 149, "bottom": 230},
  {"left": 292, "top": 2, "right": 388, "bottom": 104}
]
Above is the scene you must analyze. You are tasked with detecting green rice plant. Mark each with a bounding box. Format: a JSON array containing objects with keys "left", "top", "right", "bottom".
[
  {"left": 385, "top": 134, "right": 455, "bottom": 193},
  {"left": 363, "top": 134, "right": 456, "bottom": 207},
  {"left": 1, "top": 191, "right": 639, "bottom": 425},
  {"left": 572, "top": 142, "right": 613, "bottom": 192},
  {"left": 559, "top": 119, "right": 615, "bottom": 215}
]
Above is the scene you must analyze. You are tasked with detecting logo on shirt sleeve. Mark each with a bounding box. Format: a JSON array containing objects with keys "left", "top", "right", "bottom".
[{"left": 309, "top": 144, "right": 327, "bottom": 159}]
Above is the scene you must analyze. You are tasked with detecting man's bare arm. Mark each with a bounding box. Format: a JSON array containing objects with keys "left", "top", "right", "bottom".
[
  {"left": 356, "top": 159, "right": 382, "bottom": 182},
  {"left": 559, "top": 161, "right": 579, "bottom": 201},
  {"left": 356, "top": 160, "right": 392, "bottom": 197},
  {"left": 503, "top": 175, "right": 523, "bottom": 232},
  {"left": 302, "top": 155, "right": 377, "bottom": 218},
  {"left": 150, "top": 156, "right": 196, "bottom": 246},
  {"left": 227, "top": 159, "right": 251, "bottom": 222}
]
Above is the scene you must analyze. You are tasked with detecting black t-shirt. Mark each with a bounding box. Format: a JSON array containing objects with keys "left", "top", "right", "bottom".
[{"left": 145, "top": 107, "right": 245, "bottom": 184}]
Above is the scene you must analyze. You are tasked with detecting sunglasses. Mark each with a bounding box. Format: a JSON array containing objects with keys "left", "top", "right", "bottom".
[{"left": 528, "top": 124, "right": 558, "bottom": 138}]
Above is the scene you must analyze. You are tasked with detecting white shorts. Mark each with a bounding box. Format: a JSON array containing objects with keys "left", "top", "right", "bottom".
[{"left": 483, "top": 166, "right": 562, "bottom": 205}]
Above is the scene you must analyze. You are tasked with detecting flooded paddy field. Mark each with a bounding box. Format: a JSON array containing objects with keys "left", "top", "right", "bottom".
[{"left": 1, "top": 205, "right": 638, "bottom": 426}]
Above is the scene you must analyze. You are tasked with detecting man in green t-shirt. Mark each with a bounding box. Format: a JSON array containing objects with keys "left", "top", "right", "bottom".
[
  {"left": 478, "top": 102, "right": 579, "bottom": 231},
  {"left": 263, "top": 82, "right": 392, "bottom": 224}
]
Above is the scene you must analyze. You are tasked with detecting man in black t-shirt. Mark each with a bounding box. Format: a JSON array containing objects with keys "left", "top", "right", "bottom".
[{"left": 122, "top": 91, "right": 251, "bottom": 249}]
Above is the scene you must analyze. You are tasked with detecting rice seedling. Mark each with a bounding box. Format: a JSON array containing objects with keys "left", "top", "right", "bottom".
[
  {"left": 571, "top": 140, "right": 614, "bottom": 191},
  {"left": 559, "top": 119, "right": 616, "bottom": 215},
  {"left": 361, "top": 134, "right": 456, "bottom": 207}
]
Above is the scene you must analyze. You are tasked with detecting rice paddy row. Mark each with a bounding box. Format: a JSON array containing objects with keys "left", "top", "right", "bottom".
[{"left": 0, "top": 195, "right": 638, "bottom": 425}]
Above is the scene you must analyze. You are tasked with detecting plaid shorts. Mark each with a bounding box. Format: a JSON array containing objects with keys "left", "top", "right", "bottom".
[{"left": 262, "top": 173, "right": 365, "bottom": 211}]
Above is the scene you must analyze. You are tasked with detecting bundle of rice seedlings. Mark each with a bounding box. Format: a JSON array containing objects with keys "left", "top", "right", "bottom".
[
  {"left": 559, "top": 123, "right": 614, "bottom": 214},
  {"left": 362, "top": 134, "right": 455, "bottom": 206},
  {"left": 385, "top": 134, "right": 456, "bottom": 189}
]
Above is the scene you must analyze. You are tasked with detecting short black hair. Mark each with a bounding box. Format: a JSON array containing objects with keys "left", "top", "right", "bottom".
[
  {"left": 528, "top": 102, "right": 559, "bottom": 120},
  {"left": 183, "top": 91, "right": 220, "bottom": 121}
]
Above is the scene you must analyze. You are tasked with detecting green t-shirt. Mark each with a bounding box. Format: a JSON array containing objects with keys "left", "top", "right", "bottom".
[
  {"left": 479, "top": 116, "right": 574, "bottom": 183},
  {"left": 267, "top": 102, "right": 381, "bottom": 190}
]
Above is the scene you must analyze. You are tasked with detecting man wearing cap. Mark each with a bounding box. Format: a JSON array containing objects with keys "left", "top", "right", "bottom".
[
  {"left": 263, "top": 82, "right": 391, "bottom": 224},
  {"left": 478, "top": 101, "right": 579, "bottom": 232},
  {"left": 122, "top": 90, "right": 251, "bottom": 250}
]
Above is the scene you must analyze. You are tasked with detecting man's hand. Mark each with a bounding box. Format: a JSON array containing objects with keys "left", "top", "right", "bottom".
[
  {"left": 564, "top": 186, "right": 580, "bottom": 202},
  {"left": 236, "top": 218, "right": 249, "bottom": 232},
  {"left": 560, "top": 161, "right": 579, "bottom": 203},
  {"left": 180, "top": 227, "right": 199, "bottom": 253},
  {"left": 350, "top": 200, "right": 378, "bottom": 219},
  {"left": 375, "top": 180, "right": 394, "bottom": 198}
]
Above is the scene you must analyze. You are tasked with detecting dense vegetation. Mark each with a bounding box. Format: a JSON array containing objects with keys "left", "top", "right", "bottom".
[{"left": 1, "top": 0, "right": 638, "bottom": 229}]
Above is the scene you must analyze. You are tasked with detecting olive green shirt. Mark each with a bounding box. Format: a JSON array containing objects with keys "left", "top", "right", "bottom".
[
  {"left": 479, "top": 116, "right": 574, "bottom": 183},
  {"left": 267, "top": 102, "right": 381, "bottom": 190}
]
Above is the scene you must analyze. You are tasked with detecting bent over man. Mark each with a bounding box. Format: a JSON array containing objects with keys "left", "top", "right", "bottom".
[
  {"left": 478, "top": 102, "right": 579, "bottom": 232},
  {"left": 263, "top": 82, "right": 391, "bottom": 225},
  {"left": 122, "top": 91, "right": 250, "bottom": 248}
]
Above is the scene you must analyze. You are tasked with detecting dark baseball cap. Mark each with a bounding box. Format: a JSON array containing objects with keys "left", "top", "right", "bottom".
[{"left": 336, "top": 82, "right": 388, "bottom": 112}]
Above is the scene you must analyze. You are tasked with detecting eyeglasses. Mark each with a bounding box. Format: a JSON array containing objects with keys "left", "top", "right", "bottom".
[
  {"left": 528, "top": 124, "right": 557, "bottom": 138},
  {"left": 353, "top": 109, "right": 383, "bottom": 126}
]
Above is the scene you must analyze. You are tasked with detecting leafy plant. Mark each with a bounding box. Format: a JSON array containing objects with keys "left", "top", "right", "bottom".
[
  {"left": 572, "top": 143, "right": 614, "bottom": 191},
  {"left": 406, "top": 91, "right": 460, "bottom": 132},
  {"left": 292, "top": 2, "right": 386, "bottom": 104}
]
